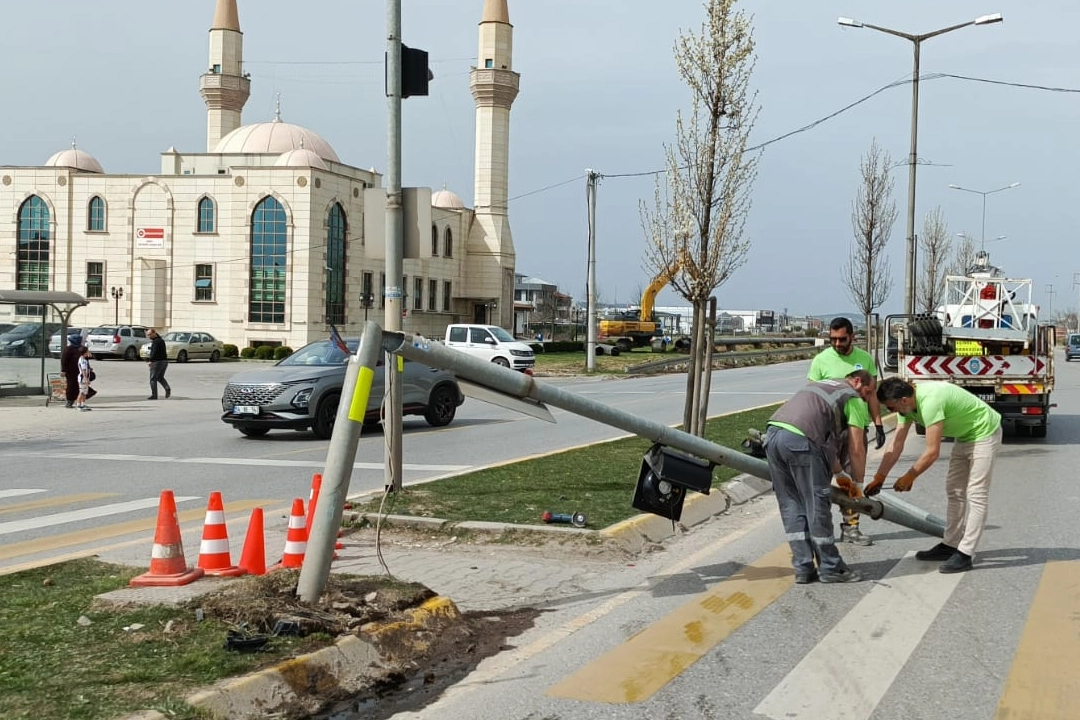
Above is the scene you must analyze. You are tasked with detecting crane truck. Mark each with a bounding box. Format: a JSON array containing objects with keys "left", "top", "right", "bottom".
[
  {"left": 597, "top": 263, "right": 679, "bottom": 352},
  {"left": 888, "top": 251, "right": 1055, "bottom": 437}
]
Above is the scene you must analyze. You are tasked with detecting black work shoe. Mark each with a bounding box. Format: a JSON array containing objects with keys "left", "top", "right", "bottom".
[
  {"left": 915, "top": 542, "right": 956, "bottom": 561},
  {"left": 820, "top": 568, "right": 863, "bottom": 584},
  {"left": 939, "top": 551, "right": 973, "bottom": 574},
  {"left": 795, "top": 571, "right": 819, "bottom": 584},
  {"left": 147, "top": 396, "right": 158, "bottom": 400},
  {"left": 165, "top": 388, "right": 171, "bottom": 399}
]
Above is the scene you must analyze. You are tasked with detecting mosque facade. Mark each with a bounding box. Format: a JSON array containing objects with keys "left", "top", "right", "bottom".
[{"left": 0, "top": 0, "right": 519, "bottom": 349}]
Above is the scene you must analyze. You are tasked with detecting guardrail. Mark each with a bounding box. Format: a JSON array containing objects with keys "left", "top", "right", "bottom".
[{"left": 626, "top": 344, "right": 819, "bottom": 375}]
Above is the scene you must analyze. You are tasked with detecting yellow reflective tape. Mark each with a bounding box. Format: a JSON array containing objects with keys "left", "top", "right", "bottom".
[
  {"left": 348, "top": 365, "right": 375, "bottom": 422},
  {"left": 1002, "top": 384, "right": 1042, "bottom": 395},
  {"left": 397, "top": 354, "right": 404, "bottom": 371}
]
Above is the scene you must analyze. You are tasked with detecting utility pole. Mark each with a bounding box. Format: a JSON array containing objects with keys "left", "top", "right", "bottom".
[
  {"left": 384, "top": 0, "right": 404, "bottom": 491},
  {"left": 585, "top": 170, "right": 599, "bottom": 372}
]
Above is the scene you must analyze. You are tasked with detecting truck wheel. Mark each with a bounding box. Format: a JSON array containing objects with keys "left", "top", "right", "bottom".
[
  {"left": 492, "top": 357, "right": 510, "bottom": 368},
  {"left": 312, "top": 393, "right": 340, "bottom": 439}
]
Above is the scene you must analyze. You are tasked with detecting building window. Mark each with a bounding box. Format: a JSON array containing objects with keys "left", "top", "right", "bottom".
[
  {"left": 87, "top": 196, "right": 106, "bottom": 232},
  {"left": 485, "top": 59, "right": 494, "bottom": 69},
  {"left": 197, "top": 197, "right": 216, "bottom": 233},
  {"left": 413, "top": 277, "right": 423, "bottom": 311},
  {"left": 326, "top": 203, "right": 347, "bottom": 325},
  {"left": 17, "top": 195, "right": 50, "bottom": 294},
  {"left": 85, "top": 261, "right": 104, "bottom": 299},
  {"left": 431, "top": 224, "right": 439, "bottom": 256},
  {"left": 362, "top": 271, "right": 374, "bottom": 310},
  {"left": 428, "top": 279, "right": 438, "bottom": 311},
  {"left": 443, "top": 227, "right": 453, "bottom": 257},
  {"left": 195, "top": 263, "right": 214, "bottom": 301},
  {"left": 379, "top": 272, "right": 386, "bottom": 308},
  {"left": 249, "top": 196, "right": 287, "bottom": 323},
  {"left": 442, "top": 281, "right": 451, "bottom": 312}
]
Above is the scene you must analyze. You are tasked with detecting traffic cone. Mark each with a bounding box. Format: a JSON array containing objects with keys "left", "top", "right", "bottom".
[
  {"left": 237, "top": 508, "right": 266, "bottom": 576},
  {"left": 270, "top": 499, "right": 307, "bottom": 570},
  {"left": 306, "top": 473, "right": 344, "bottom": 552},
  {"left": 196, "top": 491, "right": 246, "bottom": 577},
  {"left": 130, "top": 490, "right": 205, "bottom": 587}
]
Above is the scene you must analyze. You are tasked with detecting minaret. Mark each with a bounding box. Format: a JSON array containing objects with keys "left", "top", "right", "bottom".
[
  {"left": 469, "top": 0, "right": 520, "bottom": 327},
  {"left": 199, "top": 0, "right": 250, "bottom": 152}
]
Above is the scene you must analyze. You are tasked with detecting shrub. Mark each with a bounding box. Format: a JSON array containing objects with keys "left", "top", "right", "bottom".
[
  {"left": 223, "top": 344, "right": 239, "bottom": 358},
  {"left": 254, "top": 345, "right": 275, "bottom": 360},
  {"left": 240, "top": 347, "right": 256, "bottom": 359},
  {"left": 273, "top": 346, "right": 293, "bottom": 361}
]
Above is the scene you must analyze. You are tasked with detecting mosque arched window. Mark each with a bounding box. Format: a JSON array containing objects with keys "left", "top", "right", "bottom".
[
  {"left": 249, "top": 196, "right": 287, "bottom": 324},
  {"left": 432, "top": 224, "right": 439, "bottom": 256},
  {"left": 444, "top": 227, "right": 453, "bottom": 258},
  {"left": 325, "top": 203, "right": 347, "bottom": 325},
  {"left": 17, "top": 196, "right": 50, "bottom": 299},
  {"left": 197, "top": 197, "right": 216, "bottom": 233},
  {"left": 87, "top": 196, "right": 106, "bottom": 232}
]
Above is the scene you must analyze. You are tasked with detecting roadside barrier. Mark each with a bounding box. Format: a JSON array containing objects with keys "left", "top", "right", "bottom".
[
  {"left": 130, "top": 490, "right": 205, "bottom": 587},
  {"left": 196, "top": 491, "right": 245, "bottom": 577}
]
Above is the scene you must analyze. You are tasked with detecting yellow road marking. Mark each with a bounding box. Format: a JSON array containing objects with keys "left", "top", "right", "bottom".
[
  {"left": 994, "top": 561, "right": 1080, "bottom": 719},
  {"left": 0, "top": 492, "right": 118, "bottom": 515},
  {"left": 0, "top": 499, "right": 278, "bottom": 567},
  {"left": 547, "top": 543, "right": 793, "bottom": 703}
]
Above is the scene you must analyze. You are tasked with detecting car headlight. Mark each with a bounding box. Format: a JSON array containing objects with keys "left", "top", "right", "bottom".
[
  {"left": 510, "top": 349, "right": 532, "bottom": 357},
  {"left": 291, "top": 388, "right": 314, "bottom": 410},
  {"left": 10, "top": 340, "right": 25, "bottom": 347}
]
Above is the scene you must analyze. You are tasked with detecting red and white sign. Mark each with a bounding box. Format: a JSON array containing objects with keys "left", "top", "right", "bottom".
[
  {"left": 904, "top": 355, "right": 1044, "bottom": 378},
  {"left": 136, "top": 227, "right": 164, "bottom": 239}
]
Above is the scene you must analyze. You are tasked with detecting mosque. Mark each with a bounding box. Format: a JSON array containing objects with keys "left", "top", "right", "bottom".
[{"left": 0, "top": 0, "right": 519, "bottom": 349}]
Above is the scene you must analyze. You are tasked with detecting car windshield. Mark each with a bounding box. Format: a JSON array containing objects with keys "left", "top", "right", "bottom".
[
  {"left": 1070, "top": 335, "right": 1080, "bottom": 345},
  {"left": 8, "top": 325, "right": 42, "bottom": 337},
  {"left": 165, "top": 332, "right": 191, "bottom": 342},
  {"left": 489, "top": 327, "right": 515, "bottom": 342},
  {"left": 277, "top": 339, "right": 359, "bottom": 367}
]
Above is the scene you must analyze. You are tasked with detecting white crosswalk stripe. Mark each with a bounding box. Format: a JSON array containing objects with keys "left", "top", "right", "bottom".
[
  {"left": 0, "top": 496, "right": 199, "bottom": 535},
  {"left": 0, "top": 488, "right": 46, "bottom": 499}
]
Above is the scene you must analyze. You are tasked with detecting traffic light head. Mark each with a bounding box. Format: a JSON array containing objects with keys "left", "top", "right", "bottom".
[{"left": 632, "top": 444, "right": 714, "bottom": 522}]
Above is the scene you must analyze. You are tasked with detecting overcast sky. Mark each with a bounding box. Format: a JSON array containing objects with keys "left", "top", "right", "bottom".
[{"left": 2, "top": 1, "right": 1076, "bottom": 318}]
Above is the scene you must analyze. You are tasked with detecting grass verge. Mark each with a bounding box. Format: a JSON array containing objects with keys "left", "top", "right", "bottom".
[
  {"left": 0, "top": 559, "right": 336, "bottom": 720},
  {"left": 354, "top": 403, "right": 779, "bottom": 528}
]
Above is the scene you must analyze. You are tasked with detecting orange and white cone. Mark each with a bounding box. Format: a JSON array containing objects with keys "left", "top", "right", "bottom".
[
  {"left": 237, "top": 507, "right": 267, "bottom": 576},
  {"left": 130, "top": 490, "right": 205, "bottom": 587},
  {"left": 271, "top": 498, "right": 307, "bottom": 570},
  {"left": 196, "top": 491, "right": 246, "bottom": 577},
  {"left": 306, "top": 473, "right": 343, "bottom": 552}
]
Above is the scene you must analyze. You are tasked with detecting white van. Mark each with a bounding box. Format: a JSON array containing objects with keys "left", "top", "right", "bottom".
[{"left": 443, "top": 324, "right": 535, "bottom": 372}]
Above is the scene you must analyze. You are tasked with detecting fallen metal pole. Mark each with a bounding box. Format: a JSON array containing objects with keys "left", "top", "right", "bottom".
[{"left": 383, "top": 331, "right": 945, "bottom": 538}]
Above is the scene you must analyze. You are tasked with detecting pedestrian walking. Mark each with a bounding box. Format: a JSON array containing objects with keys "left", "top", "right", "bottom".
[
  {"left": 807, "top": 316, "right": 885, "bottom": 546},
  {"left": 764, "top": 369, "right": 877, "bottom": 584},
  {"left": 146, "top": 328, "right": 171, "bottom": 400},
  {"left": 867, "top": 378, "right": 1002, "bottom": 574},
  {"left": 76, "top": 346, "right": 94, "bottom": 411},
  {"left": 60, "top": 332, "right": 83, "bottom": 408}
]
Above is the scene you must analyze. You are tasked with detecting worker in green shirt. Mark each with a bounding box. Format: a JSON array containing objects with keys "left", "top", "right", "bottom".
[
  {"left": 867, "top": 378, "right": 1002, "bottom": 574},
  {"left": 808, "top": 317, "right": 885, "bottom": 546}
]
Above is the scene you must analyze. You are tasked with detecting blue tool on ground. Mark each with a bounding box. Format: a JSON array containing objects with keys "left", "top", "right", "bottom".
[{"left": 541, "top": 510, "right": 587, "bottom": 528}]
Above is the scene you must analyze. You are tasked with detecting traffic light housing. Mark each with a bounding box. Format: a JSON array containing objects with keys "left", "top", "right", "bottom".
[
  {"left": 632, "top": 444, "right": 714, "bottom": 522},
  {"left": 385, "top": 45, "right": 433, "bottom": 98}
]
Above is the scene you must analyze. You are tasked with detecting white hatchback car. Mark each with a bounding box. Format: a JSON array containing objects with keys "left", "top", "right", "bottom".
[{"left": 86, "top": 325, "right": 150, "bottom": 360}]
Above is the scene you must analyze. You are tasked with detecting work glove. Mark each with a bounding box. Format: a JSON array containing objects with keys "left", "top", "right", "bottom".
[
  {"left": 864, "top": 472, "right": 887, "bottom": 497},
  {"left": 874, "top": 424, "right": 886, "bottom": 450},
  {"left": 892, "top": 469, "right": 920, "bottom": 493},
  {"left": 834, "top": 473, "right": 862, "bottom": 499}
]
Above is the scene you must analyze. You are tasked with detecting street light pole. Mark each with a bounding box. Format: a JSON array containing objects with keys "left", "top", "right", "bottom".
[
  {"left": 110, "top": 286, "right": 124, "bottom": 325},
  {"left": 948, "top": 182, "right": 1020, "bottom": 252},
  {"left": 839, "top": 13, "right": 1003, "bottom": 316}
]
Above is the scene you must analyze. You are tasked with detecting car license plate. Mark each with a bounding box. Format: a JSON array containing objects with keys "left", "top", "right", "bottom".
[{"left": 233, "top": 405, "right": 260, "bottom": 415}]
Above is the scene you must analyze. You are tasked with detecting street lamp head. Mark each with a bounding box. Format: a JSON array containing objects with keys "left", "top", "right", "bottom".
[
  {"left": 948, "top": 184, "right": 961, "bottom": 189},
  {"left": 974, "top": 13, "right": 1003, "bottom": 25},
  {"left": 1007, "top": 182, "right": 1021, "bottom": 188},
  {"left": 837, "top": 16, "right": 863, "bottom": 28}
]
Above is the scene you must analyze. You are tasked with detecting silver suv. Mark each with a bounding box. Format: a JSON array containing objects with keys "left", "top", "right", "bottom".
[
  {"left": 220, "top": 338, "right": 464, "bottom": 439},
  {"left": 86, "top": 325, "right": 150, "bottom": 360}
]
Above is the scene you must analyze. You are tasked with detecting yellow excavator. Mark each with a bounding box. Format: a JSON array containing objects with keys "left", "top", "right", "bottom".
[{"left": 598, "top": 263, "right": 679, "bottom": 351}]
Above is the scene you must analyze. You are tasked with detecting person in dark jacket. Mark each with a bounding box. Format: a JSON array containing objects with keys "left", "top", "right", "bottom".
[
  {"left": 146, "top": 328, "right": 171, "bottom": 400},
  {"left": 60, "top": 333, "right": 83, "bottom": 408}
]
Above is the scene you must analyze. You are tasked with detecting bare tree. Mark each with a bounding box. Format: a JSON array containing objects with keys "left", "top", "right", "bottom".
[
  {"left": 844, "top": 138, "right": 896, "bottom": 349},
  {"left": 948, "top": 232, "right": 978, "bottom": 277},
  {"left": 640, "top": 0, "right": 759, "bottom": 437},
  {"left": 916, "top": 206, "right": 951, "bottom": 313}
]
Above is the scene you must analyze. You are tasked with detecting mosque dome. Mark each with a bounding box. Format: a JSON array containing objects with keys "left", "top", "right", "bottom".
[
  {"left": 44, "top": 147, "right": 104, "bottom": 173},
  {"left": 274, "top": 147, "right": 328, "bottom": 170},
  {"left": 214, "top": 118, "right": 340, "bottom": 163},
  {"left": 432, "top": 187, "right": 466, "bottom": 209}
]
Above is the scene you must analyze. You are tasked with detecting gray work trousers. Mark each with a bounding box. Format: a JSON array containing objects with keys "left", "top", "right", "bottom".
[{"left": 765, "top": 425, "right": 848, "bottom": 575}]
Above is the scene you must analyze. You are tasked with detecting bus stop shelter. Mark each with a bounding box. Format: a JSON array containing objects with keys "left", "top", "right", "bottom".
[{"left": 0, "top": 290, "right": 88, "bottom": 397}]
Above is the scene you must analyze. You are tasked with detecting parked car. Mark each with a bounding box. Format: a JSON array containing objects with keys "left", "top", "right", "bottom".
[
  {"left": 220, "top": 337, "right": 464, "bottom": 438},
  {"left": 0, "top": 323, "right": 16, "bottom": 335},
  {"left": 139, "top": 331, "right": 224, "bottom": 362},
  {"left": 0, "top": 322, "right": 61, "bottom": 357},
  {"left": 1066, "top": 333, "right": 1080, "bottom": 362},
  {"left": 49, "top": 327, "right": 88, "bottom": 358},
  {"left": 86, "top": 325, "right": 150, "bottom": 360}
]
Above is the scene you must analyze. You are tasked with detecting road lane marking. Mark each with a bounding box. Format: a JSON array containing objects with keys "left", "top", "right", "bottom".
[
  {"left": 994, "top": 561, "right": 1080, "bottom": 720},
  {"left": 754, "top": 552, "right": 964, "bottom": 720},
  {"left": 0, "top": 489, "right": 46, "bottom": 499},
  {"left": 0, "top": 496, "right": 200, "bottom": 536},
  {"left": 1, "top": 452, "right": 468, "bottom": 472},
  {"left": 547, "top": 543, "right": 793, "bottom": 703},
  {"left": 0, "top": 492, "right": 119, "bottom": 515},
  {"left": 0, "top": 499, "right": 278, "bottom": 567}
]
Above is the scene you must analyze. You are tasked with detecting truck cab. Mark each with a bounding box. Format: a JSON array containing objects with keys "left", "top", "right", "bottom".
[{"left": 444, "top": 324, "right": 536, "bottom": 372}]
